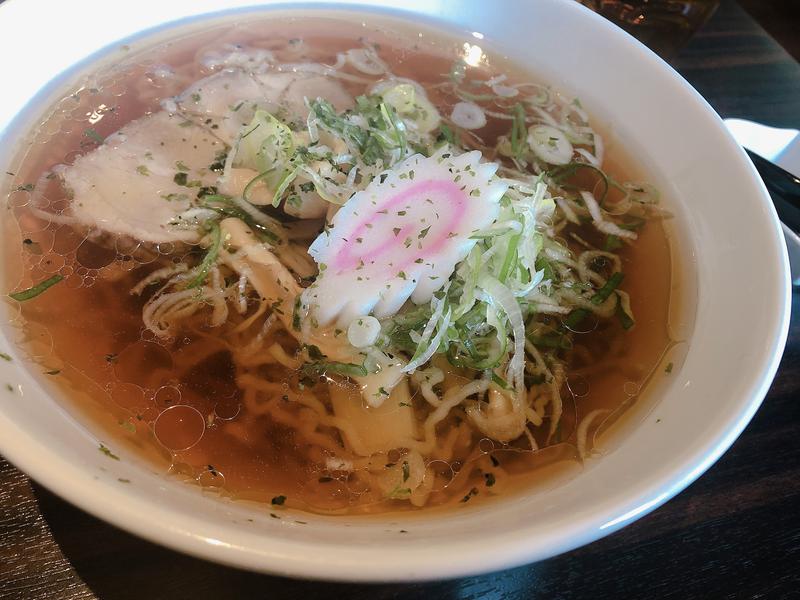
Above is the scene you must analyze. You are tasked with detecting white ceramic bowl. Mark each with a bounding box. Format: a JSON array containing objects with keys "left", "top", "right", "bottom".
[{"left": 0, "top": 0, "right": 790, "bottom": 582}]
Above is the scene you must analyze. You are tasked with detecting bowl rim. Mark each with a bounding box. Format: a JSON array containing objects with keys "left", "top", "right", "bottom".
[{"left": 0, "top": 0, "right": 791, "bottom": 582}]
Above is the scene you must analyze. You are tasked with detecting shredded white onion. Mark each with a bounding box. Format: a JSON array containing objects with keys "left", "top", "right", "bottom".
[
  {"left": 577, "top": 409, "right": 610, "bottom": 459},
  {"left": 580, "top": 191, "right": 638, "bottom": 240},
  {"left": 345, "top": 47, "right": 389, "bottom": 75},
  {"left": 131, "top": 263, "right": 188, "bottom": 296},
  {"left": 451, "top": 101, "right": 487, "bottom": 130},
  {"left": 230, "top": 196, "right": 283, "bottom": 241},
  {"left": 491, "top": 84, "right": 519, "bottom": 98},
  {"left": 593, "top": 131, "right": 605, "bottom": 165},
  {"left": 574, "top": 148, "right": 601, "bottom": 167},
  {"left": 478, "top": 276, "right": 526, "bottom": 399},
  {"left": 275, "top": 62, "right": 373, "bottom": 84},
  {"left": 555, "top": 197, "right": 581, "bottom": 224},
  {"left": 403, "top": 293, "right": 451, "bottom": 373}
]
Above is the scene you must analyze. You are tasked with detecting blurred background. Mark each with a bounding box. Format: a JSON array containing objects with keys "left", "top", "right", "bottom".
[
  {"left": 738, "top": 0, "right": 799, "bottom": 60},
  {"left": 580, "top": 0, "right": 798, "bottom": 59}
]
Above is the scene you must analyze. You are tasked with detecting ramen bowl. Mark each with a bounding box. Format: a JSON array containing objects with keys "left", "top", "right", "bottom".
[{"left": 0, "top": 0, "right": 790, "bottom": 582}]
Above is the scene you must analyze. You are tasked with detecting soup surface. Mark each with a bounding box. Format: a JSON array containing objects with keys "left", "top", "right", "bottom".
[{"left": 3, "top": 14, "right": 682, "bottom": 515}]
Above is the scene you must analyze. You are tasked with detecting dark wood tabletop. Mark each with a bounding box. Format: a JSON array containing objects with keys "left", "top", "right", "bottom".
[{"left": 2, "top": 1, "right": 799, "bottom": 598}]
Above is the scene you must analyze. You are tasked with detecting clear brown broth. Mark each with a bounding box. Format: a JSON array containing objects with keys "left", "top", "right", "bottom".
[{"left": 3, "top": 14, "right": 680, "bottom": 514}]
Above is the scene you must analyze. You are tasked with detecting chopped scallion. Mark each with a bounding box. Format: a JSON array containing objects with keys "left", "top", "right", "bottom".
[
  {"left": 8, "top": 275, "right": 64, "bottom": 301},
  {"left": 186, "top": 222, "right": 221, "bottom": 289},
  {"left": 591, "top": 272, "right": 624, "bottom": 305}
]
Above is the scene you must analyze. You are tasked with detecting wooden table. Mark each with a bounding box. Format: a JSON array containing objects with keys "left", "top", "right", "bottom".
[{"left": 2, "top": 1, "right": 799, "bottom": 598}]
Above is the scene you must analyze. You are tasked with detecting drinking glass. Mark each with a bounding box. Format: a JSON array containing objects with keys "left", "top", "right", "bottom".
[{"left": 578, "top": 0, "right": 720, "bottom": 57}]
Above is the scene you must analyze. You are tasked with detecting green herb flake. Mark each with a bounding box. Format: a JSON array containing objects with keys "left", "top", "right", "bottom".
[
  {"left": 84, "top": 128, "right": 104, "bottom": 144},
  {"left": 484, "top": 473, "right": 496, "bottom": 487},
  {"left": 136, "top": 165, "right": 150, "bottom": 176},
  {"left": 402, "top": 460, "right": 410, "bottom": 482},
  {"left": 306, "top": 344, "right": 325, "bottom": 360},
  {"left": 118, "top": 478, "right": 131, "bottom": 483},
  {"left": 173, "top": 172, "right": 188, "bottom": 186},
  {"left": 604, "top": 235, "right": 623, "bottom": 252},
  {"left": 98, "top": 444, "right": 120, "bottom": 460},
  {"left": 301, "top": 361, "right": 368, "bottom": 378},
  {"left": 491, "top": 373, "right": 511, "bottom": 389},
  {"left": 8, "top": 275, "right": 64, "bottom": 302},
  {"left": 387, "top": 486, "right": 412, "bottom": 499},
  {"left": 665, "top": 362, "right": 674, "bottom": 374},
  {"left": 460, "top": 487, "right": 479, "bottom": 503},
  {"left": 45, "top": 369, "right": 61, "bottom": 375},
  {"left": 15, "top": 183, "right": 34, "bottom": 193},
  {"left": 20, "top": 238, "right": 42, "bottom": 255},
  {"left": 271, "top": 495, "right": 287, "bottom": 506},
  {"left": 161, "top": 193, "right": 189, "bottom": 202},
  {"left": 0, "top": 352, "right": 11, "bottom": 362},
  {"left": 292, "top": 298, "right": 302, "bottom": 331},
  {"left": 437, "top": 124, "right": 455, "bottom": 146},
  {"left": 418, "top": 226, "right": 431, "bottom": 239}
]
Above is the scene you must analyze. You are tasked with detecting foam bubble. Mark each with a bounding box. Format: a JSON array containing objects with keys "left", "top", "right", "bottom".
[
  {"left": 110, "top": 382, "right": 148, "bottom": 412},
  {"left": 566, "top": 374, "right": 590, "bottom": 398},
  {"left": 154, "top": 405, "right": 205, "bottom": 451},
  {"left": 114, "top": 340, "right": 174, "bottom": 389},
  {"left": 623, "top": 381, "right": 640, "bottom": 397},
  {"left": 76, "top": 239, "right": 117, "bottom": 269},
  {"left": 38, "top": 252, "right": 66, "bottom": 273},
  {"left": 197, "top": 466, "right": 225, "bottom": 488},
  {"left": 154, "top": 385, "right": 182, "bottom": 408}
]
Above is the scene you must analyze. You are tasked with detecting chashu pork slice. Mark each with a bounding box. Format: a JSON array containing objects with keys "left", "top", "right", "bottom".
[
  {"left": 176, "top": 68, "right": 354, "bottom": 220},
  {"left": 176, "top": 69, "right": 354, "bottom": 145},
  {"left": 61, "top": 69, "right": 355, "bottom": 244},
  {"left": 61, "top": 111, "right": 223, "bottom": 244},
  {"left": 175, "top": 69, "right": 295, "bottom": 145}
]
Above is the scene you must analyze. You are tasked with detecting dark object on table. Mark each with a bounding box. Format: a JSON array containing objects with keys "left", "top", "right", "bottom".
[
  {"left": 578, "top": 0, "right": 720, "bottom": 56},
  {"left": 746, "top": 148, "right": 800, "bottom": 232},
  {"left": 738, "top": 0, "right": 800, "bottom": 62}
]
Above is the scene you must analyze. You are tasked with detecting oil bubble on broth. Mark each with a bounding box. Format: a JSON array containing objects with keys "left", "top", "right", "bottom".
[{"left": 2, "top": 13, "right": 685, "bottom": 516}]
